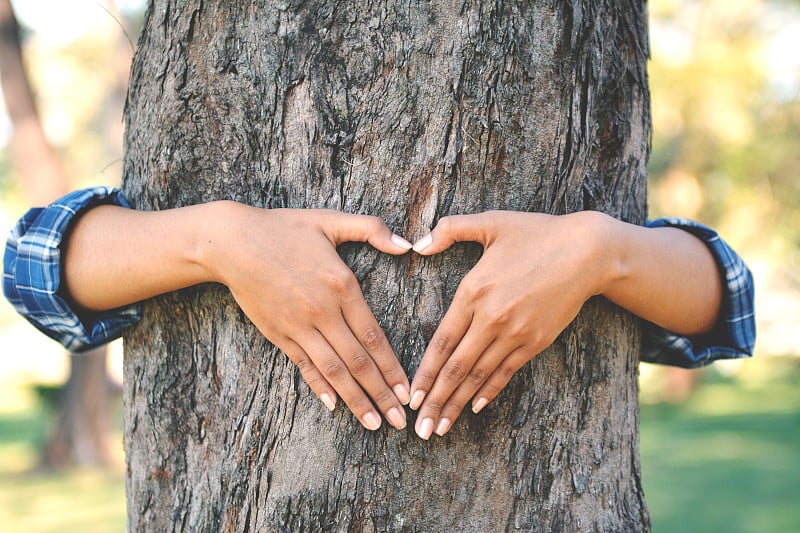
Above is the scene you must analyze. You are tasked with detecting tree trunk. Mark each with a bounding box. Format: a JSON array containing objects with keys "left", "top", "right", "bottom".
[
  {"left": 0, "top": 0, "right": 114, "bottom": 470},
  {"left": 123, "top": 1, "right": 650, "bottom": 531},
  {"left": 41, "top": 347, "right": 113, "bottom": 468}
]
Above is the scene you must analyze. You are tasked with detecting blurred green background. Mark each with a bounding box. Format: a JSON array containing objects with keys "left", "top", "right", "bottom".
[{"left": 0, "top": 0, "right": 798, "bottom": 531}]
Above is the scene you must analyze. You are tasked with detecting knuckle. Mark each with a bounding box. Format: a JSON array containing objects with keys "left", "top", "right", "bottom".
[
  {"left": 443, "top": 399, "right": 466, "bottom": 416},
  {"left": 486, "top": 306, "right": 511, "bottom": 328},
  {"left": 360, "top": 326, "right": 386, "bottom": 352},
  {"left": 302, "top": 371, "right": 324, "bottom": 389},
  {"left": 348, "top": 352, "right": 373, "bottom": 377},
  {"left": 325, "top": 268, "right": 356, "bottom": 294},
  {"left": 424, "top": 398, "right": 444, "bottom": 414},
  {"left": 468, "top": 367, "right": 488, "bottom": 385},
  {"left": 530, "top": 332, "right": 554, "bottom": 354},
  {"left": 322, "top": 359, "right": 347, "bottom": 380},
  {"left": 436, "top": 216, "right": 453, "bottom": 235},
  {"left": 365, "top": 215, "right": 385, "bottom": 233},
  {"left": 347, "top": 395, "right": 373, "bottom": 414},
  {"left": 373, "top": 387, "right": 396, "bottom": 406},
  {"left": 298, "top": 293, "right": 326, "bottom": 319},
  {"left": 500, "top": 363, "right": 519, "bottom": 380},
  {"left": 509, "top": 321, "right": 530, "bottom": 339},
  {"left": 481, "top": 381, "right": 503, "bottom": 398},
  {"left": 413, "top": 367, "right": 438, "bottom": 388},
  {"left": 442, "top": 360, "right": 469, "bottom": 383},
  {"left": 430, "top": 335, "right": 456, "bottom": 357},
  {"left": 461, "top": 275, "right": 491, "bottom": 301},
  {"left": 294, "top": 357, "right": 315, "bottom": 373}
]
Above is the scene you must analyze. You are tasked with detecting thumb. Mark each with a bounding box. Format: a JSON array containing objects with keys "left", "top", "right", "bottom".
[
  {"left": 325, "top": 212, "right": 412, "bottom": 255},
  {"left": 412, "top": 213, "right": 492, "bottom": 256}
]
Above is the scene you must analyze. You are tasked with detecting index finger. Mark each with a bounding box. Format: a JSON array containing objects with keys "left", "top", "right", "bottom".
[
  {"left": 409, "top": 289, "right": 474, "bottom": 410},
  {"left": 340, "top": 293, "right": 411, "bottom": 405},
  {"left": 321, "top": 211, "right": 412, "bottom": 254},
  {"left": 412, "top": 212, "right": 496, "bottom": 255}
]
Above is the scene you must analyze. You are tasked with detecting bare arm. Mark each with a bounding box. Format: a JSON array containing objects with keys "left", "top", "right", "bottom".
[
  {"left": 408, "top": 210, "right": 722, "bottom": 439},
  {"left": 601, "top": 217, "right": 722, "bottom": 336},
  {"left": 63, "top": 202, "right": 413, "bottom": 431}
]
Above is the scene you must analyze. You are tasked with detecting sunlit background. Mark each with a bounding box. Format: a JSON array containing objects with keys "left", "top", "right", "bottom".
[{"left": 0, "top": 0, "right": 798, "bottom": 531}]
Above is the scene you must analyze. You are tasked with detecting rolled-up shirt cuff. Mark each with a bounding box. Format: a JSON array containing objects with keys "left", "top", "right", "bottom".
[
  {"left": 640, "top": 217, "right": 756, "bottom": 368},
  {"left": 2, "top": 186, "right": 142, "bottom": 352}
]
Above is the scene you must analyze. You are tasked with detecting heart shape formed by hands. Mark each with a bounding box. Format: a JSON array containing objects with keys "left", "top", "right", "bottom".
[
  {"left": 227, "top": 205, "right": 715, "bottom": 441},
  {"left": 272, "top": 208, "right": 615, "bottom": 440}
]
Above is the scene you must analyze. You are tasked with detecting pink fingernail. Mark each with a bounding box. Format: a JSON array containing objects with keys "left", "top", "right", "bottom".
[
  {"left": 393, "top": 384, "right": 411, "bottom": 405},
  {"left": 320, "top": 393, "right": 336, "bottom": 412},
  {"left": 363, "top": 412, "right": 382, "bottom": 431},
  {"left": 412, "top": 234, "right": 432, "bottom": 253},
  {"left": 417, "top": 417, "right": 434, "bottom": 440},
  {"left": 391, "top": 234, "right": 413, "bottom": 249},
  {"left": 435, "top": 418, "right": 451, "bottom": 436},
  {"left": 472, "top": 397, "right": 488, "bottom": 414},
  {"left": 387, "top": 407, "right": 406, "bottom": 429},
  {"left": 409, "top": 390, "right": 426, "bottom": 410}
]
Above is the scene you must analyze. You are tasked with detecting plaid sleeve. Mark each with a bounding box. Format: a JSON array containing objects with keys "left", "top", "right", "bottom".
[
  {"left": 3, "top": 187, "right": 142, "bottom": 352},
  {"left": 640, "top": 217, "right": 756, "bottom": 368}
]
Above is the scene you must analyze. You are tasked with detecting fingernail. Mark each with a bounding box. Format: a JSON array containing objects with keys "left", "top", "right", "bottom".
[
  {"left": 412, "top": 234, "right": 432, "bottom": 253},
  {"left": 435, "top": 418, "right": 451, "bottom": 436},
  {"left": 391, "top": 234, "right": 413, "bottom": 249},
  {"left": 417, "top": 417, "right": 434, "bottom": 440},
  {"left": 472, "top": 397, "right": 488, "bottom": 414},
  {"left": 393, "top": 384, "right": 411, "bottom": 405},
  {"left": 363, "top": 411, "right": 382, "bottom": 431},
  {"left": 409, "top": 390, "right": 426, "bottom": 410},
  {"left": 320, "top": 393, "right": 336, "bottom": 412},
  {"left": 387, "top": 407, "right": 406, "bottom": 429}
]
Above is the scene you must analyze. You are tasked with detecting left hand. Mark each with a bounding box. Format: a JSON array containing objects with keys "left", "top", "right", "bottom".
[{"left": 408, "top": 210, "right": 617, "bottom": 439}]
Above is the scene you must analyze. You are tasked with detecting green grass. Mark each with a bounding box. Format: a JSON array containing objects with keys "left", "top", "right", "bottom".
[
  {"left": 0, "top": 360, "right": 797, "bottom": 532},
  {"left": 0, "top": 385, "right": 125, "bottom": 533},
  {"left": 640, "top": 363, "right": 800, "bottom": 533}
]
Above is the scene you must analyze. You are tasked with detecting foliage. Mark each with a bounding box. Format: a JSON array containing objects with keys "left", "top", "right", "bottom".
[
  {"left": 649, "top": 0, "right": 800, "bottom": 242},
  {"left": 648, "top": 0, "right": 800, "bottom": 357}
]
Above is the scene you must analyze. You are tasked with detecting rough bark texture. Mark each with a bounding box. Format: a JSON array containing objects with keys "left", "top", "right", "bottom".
[{"left": 123, "top": 1, "right": 650, "bottom": 531}]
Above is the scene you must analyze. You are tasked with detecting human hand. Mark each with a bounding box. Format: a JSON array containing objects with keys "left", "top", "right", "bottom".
[
  {"left": 408, "top": 210, "right": 618, "bottom": 439},
  {"left": 202, "top": 203, "right": 413, "bottom": 431}
]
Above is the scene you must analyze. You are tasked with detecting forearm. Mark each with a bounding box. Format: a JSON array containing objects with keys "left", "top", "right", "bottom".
[
  {"left": 62, "top": 202, "right": 221, "bottom": 311},
  {"left": 599, "top": 215, "right": 723, "bottom": 336}
]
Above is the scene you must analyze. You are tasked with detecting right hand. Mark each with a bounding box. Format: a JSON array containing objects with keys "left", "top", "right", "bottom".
[{"left": 202, "top": 203, "right": 412, "bottom": 431}]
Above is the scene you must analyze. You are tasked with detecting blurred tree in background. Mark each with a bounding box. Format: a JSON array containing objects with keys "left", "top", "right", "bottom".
[
  {"left": 647, "top": 0, "right": 800, "bottom": 363},
  {"left": 0, "top": 0, "right": 145, "bottom": 469}
]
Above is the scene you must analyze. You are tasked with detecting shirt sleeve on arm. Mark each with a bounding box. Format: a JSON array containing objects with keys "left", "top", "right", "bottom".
[
  {"left": 3, "top": 186, "right": 142, "bottom": 352},
  {"left": 640, "top": 217, "right": 756, "bottom": 368}
]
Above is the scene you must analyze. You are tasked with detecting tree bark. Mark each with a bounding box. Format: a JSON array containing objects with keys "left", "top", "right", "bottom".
[{"left": 123, "top": 1, "right": 650, "bottom": 531}]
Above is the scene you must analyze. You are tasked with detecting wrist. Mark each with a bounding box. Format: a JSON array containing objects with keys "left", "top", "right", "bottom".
[
  {"left": 570, "top": 210, "right": 629, "bottom": 298},
  {"left": 184, "top": 200, "right": 242, "bottom": 286}
]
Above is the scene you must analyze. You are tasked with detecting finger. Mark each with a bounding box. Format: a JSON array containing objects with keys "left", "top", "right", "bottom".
[
  {"left": 300, "top": 331, "right": 385, "bottom": 431},
  {"left": 279, "top": 338, "right": 337, "bottom": 411},
  {"left": 340, "top": 294, "right": 411, "bottom": 405},
  {"left": 409, "top": 290, "right": 474, "bottom": 411},
  {"left": 470, "top": 346, "right": 533, "bottom": 415},
  {"left": 433, "top": 338, "right": 522, "bottom": 436},
  {"left": 412, "top": 212, "right": 494, "bottom": 255},
  {"left": 413, "top": 326, "right": 494, "bottom": 439},
  {"left": 318, "top": 314, "right": 407, "bottom": 430},
  {"left": 324, "top": 211, "right": 412, "bottom": 254}
]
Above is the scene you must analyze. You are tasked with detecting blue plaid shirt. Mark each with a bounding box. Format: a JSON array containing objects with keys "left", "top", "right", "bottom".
[{"left": 3, "top": 187, "right": 755, "bottom": 365}]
